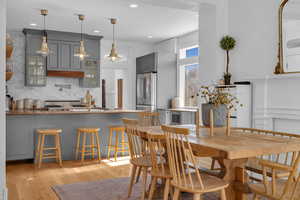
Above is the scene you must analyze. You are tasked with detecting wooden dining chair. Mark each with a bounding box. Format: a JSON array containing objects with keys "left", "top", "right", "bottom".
[
  {"left": 122, "top": 118, "right": 152, "bottom": 200},
  {"left": 162, "top": 125, "right": 229, "bottom": 200},
  {"left": 249, "top": 151, "right": 300, "bottom": 200},
  {"left": 147, "top": 133, "right": 172, "bottom": 200},
  {"left": 234, "top": 128, "right": 300, "bottom": 183},
  {"left": 138, "top": 111, "right": 161, "bottom": 127}
]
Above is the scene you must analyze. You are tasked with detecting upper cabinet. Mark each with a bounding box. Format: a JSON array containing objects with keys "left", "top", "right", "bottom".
[
  {"left": 136, "top": 52, "right": 158, "bottom": 74},
  {"left": 23, "top": 29, "right": 103, "bottom": 88},
  {"left": 23, "top": 31, "right": 47, "bottom": 87}
]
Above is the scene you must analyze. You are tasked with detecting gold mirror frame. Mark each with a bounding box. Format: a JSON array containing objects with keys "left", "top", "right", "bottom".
[{"left": 274, "top": 0, "right": 299, "bottom": 74}]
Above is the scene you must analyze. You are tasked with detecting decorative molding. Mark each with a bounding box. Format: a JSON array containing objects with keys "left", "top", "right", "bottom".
[
  {"left": 253, "top": 106, "right": 300, "bottom": 130},
  {"left": 242, "top": 73, "right": 300, "bottom": 81}
]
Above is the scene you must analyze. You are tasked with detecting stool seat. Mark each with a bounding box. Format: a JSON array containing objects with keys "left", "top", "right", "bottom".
[
  {"left": 37, "top": 129, "right": 62, "bottom": 135},
  {"left": 107, "top": 126, "right": 129, "bottom": 161},
  {"left": 35, "top": 129, "right": 63, "bottom": 168},
  {"left": 76, "top": 128, "right": 101, "bottom": 163},
  {"left": 77, "top": 128, "right": 100, "bottom": 133},
  {"left": 108, "top": 125, "right": 125, "bottom": 130}
]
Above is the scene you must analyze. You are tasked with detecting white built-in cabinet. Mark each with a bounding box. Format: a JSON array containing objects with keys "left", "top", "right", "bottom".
[{"left": 220, "top": 84, "right": 253, "bottom": 128}]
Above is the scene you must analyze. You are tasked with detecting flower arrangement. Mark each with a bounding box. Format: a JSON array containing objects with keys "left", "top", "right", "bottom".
[{"left": 200, "top": 86, "right": 242, "bottom": 111}]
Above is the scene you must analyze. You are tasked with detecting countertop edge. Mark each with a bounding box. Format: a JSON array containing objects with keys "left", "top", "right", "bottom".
[{"left": 6, "top": 110, "right": 143, "bottom": 115}]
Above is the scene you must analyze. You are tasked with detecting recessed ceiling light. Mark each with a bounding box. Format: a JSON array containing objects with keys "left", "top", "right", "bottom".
[
  {"left": 129, "top": 4, "right": 138, "bottom": 8},
  {"left": 147, "top": 35, "right": 153, "bottom": 39},
  {"left": 93, "top": 30, "right": 100, "bottom": 33},
  {"left": 30, "top": 23, "right": 37, "bottom": 26}
]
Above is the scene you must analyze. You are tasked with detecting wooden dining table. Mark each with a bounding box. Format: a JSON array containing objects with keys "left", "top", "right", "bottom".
[{"left": 136, "top": 124, "right": 300, "bottom": 200}]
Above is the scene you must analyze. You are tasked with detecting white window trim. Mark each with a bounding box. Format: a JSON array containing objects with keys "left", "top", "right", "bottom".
[{"left": 177, "top": 46, "right": 199, "bottom": 107}]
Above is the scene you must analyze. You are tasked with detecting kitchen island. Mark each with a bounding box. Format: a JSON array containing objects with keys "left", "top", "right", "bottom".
[{"left": 6, "top": 110, "right": 141, "bottom": 161}]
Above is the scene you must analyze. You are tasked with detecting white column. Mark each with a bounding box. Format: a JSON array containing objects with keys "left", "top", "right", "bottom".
[
  {"left": 197, "top": 0, "right": 229, "bottom": 85},
  {"left": 0, "top": 0, "right": 7, "bottom": 199}
]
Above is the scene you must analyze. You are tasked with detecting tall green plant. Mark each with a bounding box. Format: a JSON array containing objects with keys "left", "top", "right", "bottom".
[{"left": 220, "top": 35, "right": 236, "bottom": 75}]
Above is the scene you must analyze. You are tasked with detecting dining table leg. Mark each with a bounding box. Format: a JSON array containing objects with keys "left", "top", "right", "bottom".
[{"left": 219, "top": 158, "right": 248, "bottom": 200}]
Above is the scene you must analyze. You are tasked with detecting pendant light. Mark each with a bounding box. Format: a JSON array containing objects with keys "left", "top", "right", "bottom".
[
  {"left": 106, "top": 18, "right": 121, "bottom": 62},
  {"left": 74, "top": 14, "right": 89, "bottom": 61},
  {"left": 36, "top": 9, "right": 50, "bottom": 57}
]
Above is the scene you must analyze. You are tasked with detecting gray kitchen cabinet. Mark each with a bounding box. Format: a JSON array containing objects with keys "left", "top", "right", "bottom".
[
  {"left": 6, "top": 116, "right": 34, "bottom": 161},
  {"left": 47, "top": 39, "right": 59, "bottom": 69},
  {"left": 85, "top": 39, "right": 100, "bottom": 59},
  {"left": 60, "top": 42, "right": 71, "bottom": 68},
  {"left": 136, "top": 52, "right": 158, "bottom": 74},
  {"left": 79, "top": 59, "right": 100, "bottom": 88},
  {"left": 71, "top": 43, "right": 81, "bottom": 69},
  {"left": 23, "top": 29, "right": 102, "bottom": 87},
  {"left": 23, "top": 30, "right": 47, "bottom": 87}
]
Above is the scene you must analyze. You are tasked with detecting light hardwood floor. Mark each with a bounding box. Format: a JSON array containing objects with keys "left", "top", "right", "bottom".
[{"left": 6, "top": 157, "right": 212, "bottom": 200}]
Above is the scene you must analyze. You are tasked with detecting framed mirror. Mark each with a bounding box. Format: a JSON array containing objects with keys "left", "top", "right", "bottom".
[{"left": 275, "top": 0, "right": 300, "bottom": 74}]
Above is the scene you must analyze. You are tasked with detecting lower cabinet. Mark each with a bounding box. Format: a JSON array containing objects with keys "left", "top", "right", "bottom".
[{"left": 6, "top": 116, "right": 34, "bottom": 161}]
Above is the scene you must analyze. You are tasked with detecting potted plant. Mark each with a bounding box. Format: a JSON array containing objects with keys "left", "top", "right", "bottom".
[
  {"left": 220, "top": 35, "right": 236, "bottom": 85},
  {"left": 200, "top": 86, "right": 241, "bottom": 127}
]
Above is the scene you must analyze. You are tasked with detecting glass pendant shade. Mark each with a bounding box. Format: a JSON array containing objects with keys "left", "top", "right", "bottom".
[
  {"left": 36, "top": 36, "right": 50, "bottom": 56},
  {"left": 74, "top": 14, "right": 89, "bottom": 61},
  {"left": 107, "top": 43, "right": 121, "bottom": 62},
  {"left": 36, "top": 9, "right": 50, "bottom": 57},
  {"left": 74, "top": 40, "right": 88, "bottom": 61},
  {"left": 105, "top": 18, "right": 122, "bottom": 62}
]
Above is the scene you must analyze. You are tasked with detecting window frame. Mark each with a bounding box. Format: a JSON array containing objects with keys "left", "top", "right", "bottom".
[{"left": 177, "top": 45, "right": 199, "bottom": 107}]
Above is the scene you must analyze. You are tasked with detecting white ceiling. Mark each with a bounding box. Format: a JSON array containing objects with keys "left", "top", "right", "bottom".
[{"left": 7, "top": 0, "right": 199, "bottom": 43}]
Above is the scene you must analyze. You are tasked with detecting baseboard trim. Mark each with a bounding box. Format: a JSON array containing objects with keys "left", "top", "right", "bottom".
[{"left": 1, "top": 187, "right": 7, "bottom": 200}]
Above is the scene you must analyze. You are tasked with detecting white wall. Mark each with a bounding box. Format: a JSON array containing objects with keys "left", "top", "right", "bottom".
[
  {"left": 6, "top": 31, "right": 153, "bottom": 109},
  {"left": 0, "top": 0, "right": 7, "bottom": 199},
  {"left": 101, "top": 39, "right": 154, "bottom": 109},
  {"left": 155, "top": 38, "right": 177, "bottom": 108},
  {"left": 228, "top": 0, "right": 280, "bottom": 80},
  {"left": 228, "top": 0, "right": 300, "bottom": 134}
]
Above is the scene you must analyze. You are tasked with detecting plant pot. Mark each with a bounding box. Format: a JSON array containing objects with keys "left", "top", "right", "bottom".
[
  {"left": 202, "top": 103, "right": 227, "bottom": 127},
  {"left": 224, "top": 74, "right": 231, "bottom": 85}
]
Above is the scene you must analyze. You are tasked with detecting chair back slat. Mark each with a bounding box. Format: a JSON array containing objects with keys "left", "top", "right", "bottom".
[
  {"left": 162, "top": 125, "right": 204, "bottom": 190},
  {"left": 122, "top": 118, "right": 145, "bottom": 159},
  {"left": 148, "top": 134, "right": 167, "bottom": 174},
  {"left": 138, "top": 112, "right": 160, "bottom": 127}
]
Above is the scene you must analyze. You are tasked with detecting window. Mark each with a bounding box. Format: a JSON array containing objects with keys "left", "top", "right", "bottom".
[
  {"left": 179, "top": 45, "right": 199, "bottom": 59},
  {"left": 178, "top": 45, "right": 199, "bottom": 107},
  {"left": 184, "top": 63, "right": 199, "bottom": 106}
]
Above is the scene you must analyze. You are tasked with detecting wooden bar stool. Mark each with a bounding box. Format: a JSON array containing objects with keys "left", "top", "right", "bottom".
[
  {"left": 107, "top": 125, "right": 129, "bottom": 161},
  {"left": 75, "top": 128, "right": 101, "bottom": 163},
  {"left": 35, "top": 129, "right": 63, "bottom": 168}
]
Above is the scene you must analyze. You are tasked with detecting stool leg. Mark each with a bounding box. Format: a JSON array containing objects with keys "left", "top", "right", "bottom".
[
  {"left": 55, "top": 135, "right": 59, "bottom": 164},
  {"left": 121, "top": 130, "right": 125, "bottom": 156},
  {"left": 38, "top": 134, "right": 45, "bottom": 168},
  {"left": 75, "top": 130, "right": 81, "bottom": 160},
  {"left": 35, "top": 134, "right": 41, "bottom": 165},
  {"left": 95, "top": 132, "right": 101, "bottom": 162},
  {"left": 107, "top": 128, "right": 113, "bottom": 160},
  {"left": 81, "top": 133, "right": 86, "bottom": 163},
  {"left": 114, "top": 130, "right": 119, "bottom": 162},
  {"left": 56, "top": 134, "right": 63, "bottom": 167},
  {"left": 91, "top": 133, "right": 95, "bottom": 160}
]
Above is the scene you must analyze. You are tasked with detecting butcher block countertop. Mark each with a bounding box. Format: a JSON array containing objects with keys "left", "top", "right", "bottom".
[{"left": 6, "top": 109, "right": 143, "bottom": 115}]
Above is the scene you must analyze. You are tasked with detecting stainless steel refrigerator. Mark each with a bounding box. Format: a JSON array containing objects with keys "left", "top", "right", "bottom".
[{"left": 136, "top": 72, "right": 157, "bottom": 111}]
